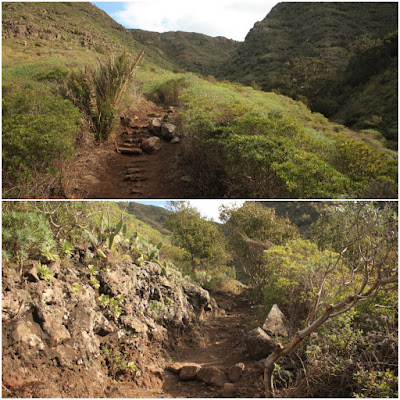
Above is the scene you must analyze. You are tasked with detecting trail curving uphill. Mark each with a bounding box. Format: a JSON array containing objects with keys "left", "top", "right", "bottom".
[
  {"left": 63, "top": 100, "right": 184, "bottom": 199},
  {"left": 113, "top": 292, "right": 266, "bottom": 398}
]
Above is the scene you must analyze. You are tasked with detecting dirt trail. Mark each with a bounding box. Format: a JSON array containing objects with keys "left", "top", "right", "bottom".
[
  {"left": 64, "top": 100, "right": 184, "bottom": 199},
  {"left": 114, "top": 292, "right": 265, "bottom": 398}
]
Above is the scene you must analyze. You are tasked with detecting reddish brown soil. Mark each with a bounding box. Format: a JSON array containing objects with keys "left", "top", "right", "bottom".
[{"left": 63, "top": 100, "right": 184, "bottom": 199}]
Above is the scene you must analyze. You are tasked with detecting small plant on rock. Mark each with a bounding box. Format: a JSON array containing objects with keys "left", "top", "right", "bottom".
[
  {"left": 149, "top": 300, "right": 168, "bottom": 320},
  {"left": 101, "top": 346, "right": 141, "bottom": 380},
  {"left": 97, "top": 294, "right": 124, "bottom": 318},
  {"left": 87, "top": 264, "right": 99, "bottom": 276},
  {"left": 36, "top": 262, "right": 55, "bottom": 281},
  {"left": 89, "top": 278, "right": 100, "bottom": 289},
  {"left": 72, "top": 283, "right": 82, "bottom": 294}
]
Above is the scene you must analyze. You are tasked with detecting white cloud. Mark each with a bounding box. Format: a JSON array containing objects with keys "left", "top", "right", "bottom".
[
  {"left": 112, "top": 0, "right": 277, "bottom": 41},
  {"left": 188, "top": 200, "right": 246, "bottom": 222}
]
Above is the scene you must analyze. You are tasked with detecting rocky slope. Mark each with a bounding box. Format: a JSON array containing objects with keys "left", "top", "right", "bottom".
[
  {"left": 1, "top": 2, "right": 173, "bottom": 69},
  {"left": 2, "top": 254, "right": 218, "bottom": 397}
]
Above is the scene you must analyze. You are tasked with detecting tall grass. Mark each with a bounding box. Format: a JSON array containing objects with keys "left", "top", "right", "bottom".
[{"left": 64, "top": 50, "right": 144, "bottom": 142}]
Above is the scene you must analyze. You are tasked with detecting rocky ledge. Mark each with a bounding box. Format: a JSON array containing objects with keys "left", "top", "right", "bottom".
[{"left": 2, "top": 257, "right": 217, "bottom": 397}]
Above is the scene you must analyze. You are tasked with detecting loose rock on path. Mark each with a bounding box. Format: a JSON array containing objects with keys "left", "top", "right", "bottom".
[{"left": 117, "top": 292, "right": 267, "bottom": 398}]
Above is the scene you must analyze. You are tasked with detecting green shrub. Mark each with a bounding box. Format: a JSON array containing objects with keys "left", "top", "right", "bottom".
[
  {"left": 148, "top": 77, "right": 188, "bottom": 105},
  {"left": 273, "top": 150, "right": 351, "bottom": 198},
  {"left": 102, "top": 346, "right": 141, "bottom": 380},
  {"left": 2, "top": 210, "right": 57, "bottom": 264},
  {"left": 330, "top": 137, "right": 398, "bottom": 196},
  {"left": 206, "top": 132, "right": 294, "bottom": 197},
  {"left": 2, "top": 87, "right": 81, "bottom": 197},
  {"left": 354, "top": 368, "right": 398, "bottom": 398},
  {"left": 64, "top": 50, "right": 143, "bottom": 141}
]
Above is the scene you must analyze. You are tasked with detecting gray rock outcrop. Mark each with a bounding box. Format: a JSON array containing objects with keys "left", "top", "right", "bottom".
[
  {"left": 245, "top": 327, "right": 275, "bottom": 359},
  {"left": 263, "top": 304, "right": 291, "bottom": 337},
  {"left": 2, "top": 259, "right": 217, "bottom": 397},
  {"left": 141, "top": 136, "right": 162, "bottom": 153}
]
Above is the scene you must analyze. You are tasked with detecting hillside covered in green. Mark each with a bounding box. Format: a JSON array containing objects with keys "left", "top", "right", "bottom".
[
  {"left": 130, "top": 29, "right": 239, "bottom": 77},
  {"left": 2, "top": 2, "right": 398, "bottom": 199},
  {"left": 118, "top": 202, "right": 173, "bottom": 236},
  {"left": 217, "top": 2, "right": 398, "bottom": 141}
]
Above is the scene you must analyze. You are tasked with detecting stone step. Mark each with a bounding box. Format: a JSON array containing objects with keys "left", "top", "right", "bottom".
[
  {"left": 126, "top": 167, "right": 146, "bottom": 175},
  {"left": 130, "top": 190, "right": 144, "bottom": 196},
  {"left": 124, "top": 175, "right": 148, "bottom": 182},
  {"left": 124, "top": 138, "right": 143, "bottom": 145},
  {"left": 119, "top": 147, "right": 143, "bottom": 156}
]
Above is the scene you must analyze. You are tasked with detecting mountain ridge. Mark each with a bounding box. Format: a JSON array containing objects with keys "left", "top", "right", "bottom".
[{"left": 130, "top": 28, "right": 239, "bottom": 76}]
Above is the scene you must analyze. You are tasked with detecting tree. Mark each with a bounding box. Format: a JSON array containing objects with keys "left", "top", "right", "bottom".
[
  {"left": 220, "top": 202, "right": 299, "bottom": 301},
  {"left": 280, "top": 56, "right": 338, "bottom": 113},
  {"left": 263, "top": 202, "right": 398, "bottom": 397},
  {"left": 262, "top": 238, "right": 339, "bottom": 325},
  {"left": 166, "top": 202, "right": 229, "bottom": 269}
]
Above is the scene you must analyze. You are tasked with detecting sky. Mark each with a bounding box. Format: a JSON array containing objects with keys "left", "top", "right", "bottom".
[
  {"left": 93, "top": 1, "right": 278, "bottom": 41},
  {"left": 133, "top": 200, "right": 245, "bottom": 222}
]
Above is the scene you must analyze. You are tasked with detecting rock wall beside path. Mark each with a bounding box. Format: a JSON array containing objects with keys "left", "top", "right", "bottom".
[{"left": 2, "top": 258, "right": 218, "bottom": 397}]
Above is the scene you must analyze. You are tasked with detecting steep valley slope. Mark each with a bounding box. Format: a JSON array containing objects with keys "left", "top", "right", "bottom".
[{"left": 2, "top": 2, "right": 397, "bottom": 199}]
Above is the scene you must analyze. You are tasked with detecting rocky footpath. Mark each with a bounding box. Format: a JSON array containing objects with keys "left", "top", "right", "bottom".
[
  {"left": 157, "top": 302, "right": 298, "bottom": 398},
  {"left": 2, "top": 255, "right": 217, "bottom": 397},
  {"left": 64, "top": 100, "right": 184, "bottom": 199}
]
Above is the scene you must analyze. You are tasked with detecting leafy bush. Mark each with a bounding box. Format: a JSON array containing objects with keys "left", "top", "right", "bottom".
[
  {"left": 2, "top": 87, "right": 81, "bottom": 197},
  {"left": 2, "top": 210, "right": 57, "bottom": 264},
  {"left": 64, "top": 50, "right": 143, "bottom": 141},
  {"left": 263, "top": 239, "right": 340, "bottom": 322},
  {"left": 148, "top": 77, "right": 188, "bottom": 105},
  {"left": 354, "top": 368, "right": 398, "bottom": 398},
  {"left": 300, "top": 309, "right": 398, "bottom": 398},
  {"left": 221, "top": 202, "right": 299, "bottom": 301},
  {"left": 332, "top": 137, "right": 397, "bottom": 181},
  {"left": 273, "top": 150, "right": 351, "bottom": 198}
]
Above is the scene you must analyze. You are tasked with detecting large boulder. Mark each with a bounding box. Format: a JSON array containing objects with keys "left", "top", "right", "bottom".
[
  {"left": 263, "top": 304, "right": 291, "bottom": 337},
  {"left": 197, "top": 366, "right": 227, "bottom": 387},
  {"left": 245, "top": 327, "right": 275, "bottom": 359},
  {"left": 161, "top": 123, "right": 176, "bottom": 141},
  {"left": 149, "top": 118, "right": 162, "bottom": 135},
  {"left": 141, "top": 136, "right": 162, "bottom": 153},
  {"left": 179, "top": 364, "right": 201, "bottom": 381}
]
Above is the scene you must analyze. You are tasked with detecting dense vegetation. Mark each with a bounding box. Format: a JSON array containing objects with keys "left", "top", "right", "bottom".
[
  {"left": 170, "top": 74, "right": 397, "bottom": 198},
  {"left": 2, "top": 200, "right": 398, "bottom": 397},
  {"left": 218, "top": 2, "right": 398, "bottom": 142},
  {"left": 2, "top": 2, "right": 398, "bottom": 198},
  {"left": 131, "top": 29, "right": 239, "bottom": 76}
]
